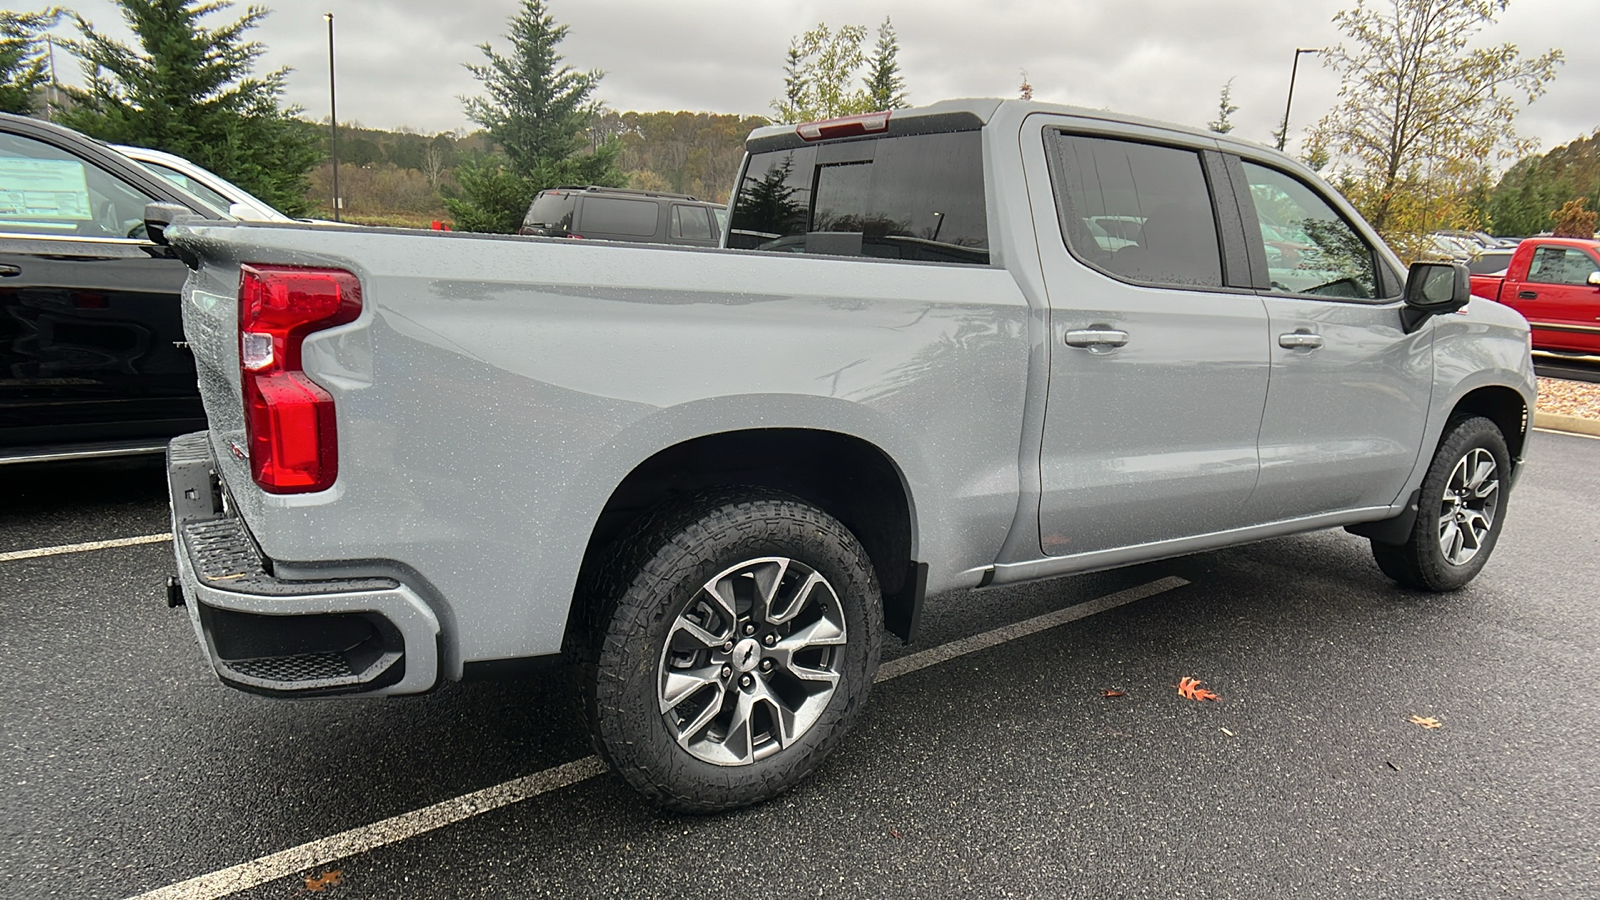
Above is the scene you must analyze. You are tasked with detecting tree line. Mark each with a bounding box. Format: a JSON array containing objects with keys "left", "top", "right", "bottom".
[{"left": 2, "top": 1, "right": 1590, "bottom": 243}]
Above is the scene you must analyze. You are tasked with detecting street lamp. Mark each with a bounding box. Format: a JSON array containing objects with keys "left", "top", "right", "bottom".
[
  {"left": 1276, "top": 47, "right": 1321, "bottom": 152},
  {"left": 325, "top": 13, "right": 341, "bottom": 222}
]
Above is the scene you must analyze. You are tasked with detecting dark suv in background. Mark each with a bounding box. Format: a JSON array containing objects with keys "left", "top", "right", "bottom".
[{"left": 519, "top": 186, "right": 726, "bottom": 247}]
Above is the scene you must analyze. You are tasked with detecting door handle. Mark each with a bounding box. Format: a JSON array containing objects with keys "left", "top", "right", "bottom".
[
  {"left": 0, "top": 265, "right": 19, "bottom": 277},
  {"left": 1517, "top": 291, "right": 1538, "bottom": 299},
  {"left": 1064, "top": 327, "right": 1129, "bottom": 349},
  {"left": 1278, "top": 332, "right": 1324, "bottom": 350}
]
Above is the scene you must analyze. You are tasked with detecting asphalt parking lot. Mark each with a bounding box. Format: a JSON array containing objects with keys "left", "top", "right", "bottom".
[{"left": 3, "top": 430, "right": 1599, "bottom": 900}]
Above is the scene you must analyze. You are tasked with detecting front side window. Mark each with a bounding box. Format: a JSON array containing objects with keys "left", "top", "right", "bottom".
[
  {"left": 1525, "top": 246, "right": 1600, "bottom": 286},
  {"left": 727, "top": 131, "right": 988, "bottom": 264},
  {"left": 1051, "top": 133, "right": 1223, "bottom": 288},
  {"left": 141, "top": 161, "right": 231, "bottom": 211},
  {"left": 1239, "top": 161, "right": 1379, "bottom": 299},
  {"left": 0, "top": 132, "right": 156, "bottom": 239}
]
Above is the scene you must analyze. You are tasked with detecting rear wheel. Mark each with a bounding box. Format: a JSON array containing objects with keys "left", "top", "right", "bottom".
[
  {"left": 578, "top": 490, "right": 882, "bottom": 812},
  {"left": 1371, "top": 416, "right": 1510, "bottom": 591}
]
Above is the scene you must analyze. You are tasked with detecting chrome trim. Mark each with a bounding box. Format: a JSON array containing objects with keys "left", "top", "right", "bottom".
[
  {"left": 0, "top": 231, "right": 156, "bottom": 247},
  {"left": 0, "top": 441, "right": 169, "bottom": 465}
]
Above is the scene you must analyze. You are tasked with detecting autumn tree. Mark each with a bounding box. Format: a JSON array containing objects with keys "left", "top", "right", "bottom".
[
  {"left": 449, "top": 0, "right": 622, "bottom": 233},
  {"left": 0, "top": 8, "right": 60, "bottom": 115},
  {"left": 1316, "top": 0, "right": 1561, "bottom": 258},
  {"left": 1208, "top": 78, "right": 1238, "bottom": 134},
  {"left": 862, "top": 17, "right": 907, "bottom": 110},
  {"left": 1550, "top": 198, "right": 1597, "bottom": 238},
  {"left": 55, "top": 0, "right": 318, "bottom": 215},
  {"left": 772, "top": 19, "right": 911, "bottom": 122}
]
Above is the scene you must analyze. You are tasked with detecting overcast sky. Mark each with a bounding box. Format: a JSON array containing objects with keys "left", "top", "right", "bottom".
[{"left": 49, "top": 0, "right": 1597, "bottom": 162}]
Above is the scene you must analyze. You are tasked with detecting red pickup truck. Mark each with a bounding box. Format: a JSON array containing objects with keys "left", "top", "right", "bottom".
[{"left": 1469, "top": 237, "right": 1600, "bottom": 355}]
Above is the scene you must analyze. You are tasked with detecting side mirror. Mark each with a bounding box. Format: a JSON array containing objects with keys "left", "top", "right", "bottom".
[
  {"left": 143, "top": 202, "right": 192, "bottom": 246},
  {"left": 1401, "top": 260, "right": 1470, "bottom": 332},
  {"left": 228, "top": 201, "right": 255, "bottom": 220},
  {"left": 1588, "top": 271, "right": 1600, "bottom": 288}
]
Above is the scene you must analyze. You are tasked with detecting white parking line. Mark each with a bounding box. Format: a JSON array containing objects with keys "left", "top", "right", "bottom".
[
  {"left": 0, "top": 532, "right": 171, "bottom": 563},
  {"left": 127, "top": 575, "right": 1189, "bottom": 900}
]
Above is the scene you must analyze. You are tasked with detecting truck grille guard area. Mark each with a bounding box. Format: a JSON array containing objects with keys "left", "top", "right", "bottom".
[{"left": 167, "top": 432, "right": 440, "bottom": 697}]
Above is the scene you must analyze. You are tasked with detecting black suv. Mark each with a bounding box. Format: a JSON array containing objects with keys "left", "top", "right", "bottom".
[{"left": 519, "top": 186, "right": 726, "bottom": 248}]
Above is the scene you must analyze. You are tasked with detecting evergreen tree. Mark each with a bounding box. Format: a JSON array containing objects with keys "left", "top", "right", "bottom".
[
  {"left": 450, "top": 0, "right": 622, "bottom": 233},
  {"left": 54, "top": 0, "right": 318, "bottom": 216},
  {"left": 1207, "top": 78, "right": 1237, "bottom": 134},
  {"left": 0, "top": 9, "right": 60, "bottom": 115},
  {"left": 863, "top": 17, "right": 907, "bottom": 110}
]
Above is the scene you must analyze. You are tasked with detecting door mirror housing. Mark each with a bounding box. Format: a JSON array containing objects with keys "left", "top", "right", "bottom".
[
  {"left": 143, "top": 202, "right": 193, "bottom": 246},
  {"left": 1587, "top": 270, "right": 1600, "bottom": 288},
  {"left": 1401, "top": 260, "right": 1470, "bottom": 332}
]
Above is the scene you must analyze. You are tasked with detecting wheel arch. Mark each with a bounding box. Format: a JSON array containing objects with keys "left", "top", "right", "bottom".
[
  {"left": 568, "top": 428, "right": 924, "bottom": 644},
  {"left": 1448, "top": 384, "right": 1530, "bottom": 464}
]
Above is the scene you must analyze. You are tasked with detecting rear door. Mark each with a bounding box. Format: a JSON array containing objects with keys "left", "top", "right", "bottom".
[
  {"left": 0, "top": 125, "right": 204, "bottom": 455},
  {"left": 1504, "top": 243, "right": 1600, "bottom": 354},
  {"left": 1029, "top": 120, "right": 1271, "bottom": 556}
]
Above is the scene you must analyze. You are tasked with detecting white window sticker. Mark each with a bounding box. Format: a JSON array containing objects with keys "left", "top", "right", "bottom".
[{"left": 0, "top": 157, "right": 94, "bottom": 221}]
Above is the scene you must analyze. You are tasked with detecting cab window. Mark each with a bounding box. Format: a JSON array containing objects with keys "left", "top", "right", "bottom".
[
  {"left": 1525, "top": 246, "right": 1600, "bottom": 286},
  {"left": 1237, "top": 161, "right": 1379, "bottom": 299},
  {"left": 1049, "top": 133, "right": 1224, "bottom": 289},
  {"left": 0, "top": 132, "right": 156, "bottom": 239}
]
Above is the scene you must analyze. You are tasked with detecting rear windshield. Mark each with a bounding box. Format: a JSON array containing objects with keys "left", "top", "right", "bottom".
[
  {"left": 727, "top": 131, "right": 989, "bottom": 265},
  {"left": 524, "top": 192, "right": 578, "bottom": 235}
]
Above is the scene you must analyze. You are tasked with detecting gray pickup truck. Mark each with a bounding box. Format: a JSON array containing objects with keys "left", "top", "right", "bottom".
[{"left": 160, "top": 99, "right": 1535, "bottom": 812}]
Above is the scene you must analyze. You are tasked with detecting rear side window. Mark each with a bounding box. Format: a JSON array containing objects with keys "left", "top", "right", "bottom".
[
  {"left": 1050, "top": 133, "right": 1223, "bottom": 288},
  {"left": 728, "top": 131, "right": 989, "bottom": 265},
  {"left": 580, "top": 197, "right": 659, "bottom": 237},
  {"left": 671, "top": 204, "right": 713, "bottom": 240}
]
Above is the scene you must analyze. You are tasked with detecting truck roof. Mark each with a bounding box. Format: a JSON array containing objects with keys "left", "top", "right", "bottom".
[{"left": 747, "top": 97, "right": 1289, "bottom": 159}]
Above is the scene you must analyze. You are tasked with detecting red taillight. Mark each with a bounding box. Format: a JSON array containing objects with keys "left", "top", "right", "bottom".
[
  {"left": 238, "top": 265, "right": 362, "bottom": 493},
  {"left": 796, "top": 111, "right": 890, "bottom": 142}
]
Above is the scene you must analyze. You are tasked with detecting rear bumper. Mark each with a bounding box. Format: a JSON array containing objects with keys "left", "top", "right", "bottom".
[{"left": 166, "top": 432, "right": 440, "bottom": 696}]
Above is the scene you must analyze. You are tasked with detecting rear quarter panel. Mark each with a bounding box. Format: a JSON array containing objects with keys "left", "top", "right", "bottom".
[{"left": 171, "top": 223, "right": 1031, "bottom": 672}]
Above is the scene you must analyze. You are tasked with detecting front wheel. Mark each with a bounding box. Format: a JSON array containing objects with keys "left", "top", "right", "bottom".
[
  {"left": 1371, "top": 416, "right": 1511, "bottom": 591},
  {"left": 578, "top": 490, "right": 882, "bottom": 812}
]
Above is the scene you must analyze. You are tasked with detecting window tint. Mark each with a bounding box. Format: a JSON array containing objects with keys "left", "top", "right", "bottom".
[
  {"left": 1051, "top": 134, "right": 1222, "bottom": 288},
  {"left": 1525, "top": 246, "right": 1599, "bottom": 286},
  {"left": 671, "top": 204, "right": 713, "bottom": 240},
  {"left": 0, "top": 132, "right": 156, "bottom": 239},
  {"left": 579, "top": 196, "right": 659, "bottom": 236},
  {"left": 728, "top": 131, "right": 988, "bottom": 264},
  {"left": 1239, "top": 161, "right": 1379, "bottom": 299}
]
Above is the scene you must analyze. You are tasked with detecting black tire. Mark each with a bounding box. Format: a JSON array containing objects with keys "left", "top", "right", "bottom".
[
  {"left": 1371, "top": 416, "right": 1511, "bottom": 591},
  {"left": 576, "top": 489, "right": 882, "bottom": 813}
]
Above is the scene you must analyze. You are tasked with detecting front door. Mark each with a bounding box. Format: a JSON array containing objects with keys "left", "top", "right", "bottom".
[
  {"left": 1029, "top": 123, "right": 1270, "bottom": 556},
  {"left": 1505, "top": 243, "right": 1600, "bottom": 355},
  {"left": 1231, "top": 159, "right": 1433, "bottom": 520}
]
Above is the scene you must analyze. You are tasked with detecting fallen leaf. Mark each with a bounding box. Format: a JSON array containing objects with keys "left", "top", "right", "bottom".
[
  {"left": 1102, "top": 689, "right": 1126, "bottom": 698},
  {"left": 1177, "top": 677, "right": 1221, "bottom": 702},
  {"left": 305, "top": 870, "right": 343, "bottom": 892},
  {"left": 1410, "top": 715, "right": 1442, "bottom": 729},
  {"left": 1220, "top": 727, "right": 1235, "bottom": 737},
  {"left": 889, "top": 828, "right": 903, "bottom": 840}
]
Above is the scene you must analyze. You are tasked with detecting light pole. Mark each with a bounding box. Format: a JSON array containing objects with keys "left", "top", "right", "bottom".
[
  {"left": 325, "top": 13, "right": 341, "bottom": 222},
  {"left": 1276, "top": 47, "right": 1321, "bottom": 152}
]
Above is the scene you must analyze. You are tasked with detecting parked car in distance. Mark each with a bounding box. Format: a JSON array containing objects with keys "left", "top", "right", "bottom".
[
  {"left": 116, "top": 144, "right": 292, "bottom": 223},
  {"left": 0, "top": 113, "right": 227, "bottom": 465},
  {"left": 1466, "top": 248, "right": 1515, "bottom": 276},
  {"left": 519, "top": 185, "right": 725, "bottom": 247},
  {"left": 1470, "top": 236, "right": 1600, "bottom": 355}
]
